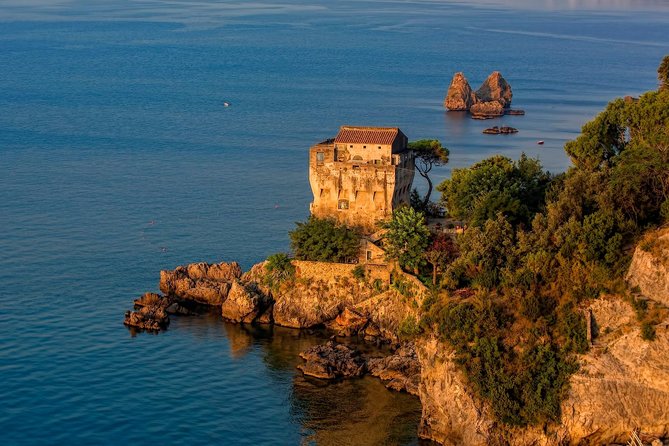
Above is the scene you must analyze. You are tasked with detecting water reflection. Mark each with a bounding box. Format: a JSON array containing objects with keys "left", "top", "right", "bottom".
[{"left": 179, "top": 315, "right": 427, "bottom": 445}]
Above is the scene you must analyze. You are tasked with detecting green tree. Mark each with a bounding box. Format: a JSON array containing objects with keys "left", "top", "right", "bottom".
[
  {"left": 424, "top": 233, "right": 458, "bottom": 285},
  {"left": 438, "top": 154, "right": 551, "bottom": 227},
  {"left": 289, "top": 217, "right": 360, "bottom": 263},
  {"left": 382, "top": 206, "right": 430, "bottom": 273},
  {"left": 408, "top": 139, "right": 449, "bottom": 208},
  {"left": 658, "top": 54, "right": 669, "bottom": 91}
]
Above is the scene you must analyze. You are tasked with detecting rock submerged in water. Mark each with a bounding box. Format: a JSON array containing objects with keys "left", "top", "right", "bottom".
[
  {"left": 482, "top": 126, "right": 518, "bottom": 135},
  {"left": 367, "top": 344, "right": 421, "bottom": 395},
  {"left": 124, "top": 305, "right": 169, "bottom": 331},
  {"left": 297, "top": 340, "right": 367, "bottom": 379},
  {"left": 297, "top": 340, "right": 421, "bottom": 395},
  {"left": 444, "top": 72, "right": 477, "bottom": 111}
]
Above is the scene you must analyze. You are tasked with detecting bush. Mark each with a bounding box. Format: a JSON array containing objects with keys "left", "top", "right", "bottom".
[
  {"left": 352, "top": 265, "right": 366, "bottom": 281},
  {"left": 641, "top": 322, "right": 656, "bottom": 341},
  {"left": 289, "top": 217, "right": 360, "bottom": 263},
  {"left": 265, "top": 253, "right": 295, "bottom": 289},
  {"left": 398, "top": 315, "right": 421, "bottom": 340}
]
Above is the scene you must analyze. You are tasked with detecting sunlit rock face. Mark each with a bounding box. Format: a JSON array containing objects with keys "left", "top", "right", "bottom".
[
  {"left": 627, "top": 228, "right": 669, "bottom": 307},
  {"left": 444, "top": 72, "right": 477, "bottom": 111},
  {"left": 475, "top": 71, "right": 513, "bottom": 108}
]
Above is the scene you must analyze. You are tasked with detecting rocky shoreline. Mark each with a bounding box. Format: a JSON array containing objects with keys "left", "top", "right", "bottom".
[{"left": 125, "top": 249, "right": 669, "bottom": 446}]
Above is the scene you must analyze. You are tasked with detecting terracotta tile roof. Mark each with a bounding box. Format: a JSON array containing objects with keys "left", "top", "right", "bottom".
[{"left": 334, "top": 126, "right": 401, "bottom": 145}]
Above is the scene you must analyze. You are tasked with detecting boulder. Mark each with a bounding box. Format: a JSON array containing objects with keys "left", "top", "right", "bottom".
[
  {"left": 475, "top": 71, "right": 512, "bottom": 108},
  {"left": 159, "top": 263, "right": 235, "bottom": 306},
  {"left": 124, "top": 305, "right": 169, "bottom": 331},
  {"left": 367, "top": 344, "right": 421, "bottom": 395},
  {"left": 297, "top": 340, "right": 366, "bottom": 379},
  {"left": 326, "top": 307, "right": 369, "bottom": 336},
  {"left": 444, "top": 72, "right": 477, "bottom": 111},
  {"left": 470, "top": 101, "right": 504, "bottom": 118},
  {"left": 221, "top": 280, "right": 272, "bottom": 323}
]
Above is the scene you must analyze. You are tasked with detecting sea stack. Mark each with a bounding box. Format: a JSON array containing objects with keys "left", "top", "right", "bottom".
[
  {"left": 475, "top": 71, "right": 513, "bottom": 108},
  {"left": 444, "top": 72, "right": 477, "bottom": 111}
]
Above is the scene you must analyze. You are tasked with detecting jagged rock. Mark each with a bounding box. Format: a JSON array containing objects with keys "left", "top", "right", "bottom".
[
  {"left": 297, "top": 340, "right": 366, "bottom": 379},
  {"left": 221, "top": 280, "right": 272, "bottom": 323},
  {"left": 444, "top": 72, "right": 477, "bottom": 111},
  {"left": 626, "top": 228, "right": 669, "bottom": 307},
  {"left": 367, "top": 344, "right": 421, "bottom": 395},
  {"left": 475, "top": 71, "right": 513, "bottom": 108},
  {"left": 124, "top": 305, "right": 169, "bottom": 331},
  {"left": 160, "top": 263, "right": 235, "bottom": 306},
  {"left": 273, "top": 288, "right": 342, "bottom": 328},
  {"left": 470, "top": 101, "right": 504, "bottom": 118},
  {"left": 134, "top": 291, "right": 192, "bottom": 315},
  {"left": 499, "top": 126, "right": 518, "bottom": 134},
  {"left": 326, "top": 307, "right": 369, "bottom": 336}
]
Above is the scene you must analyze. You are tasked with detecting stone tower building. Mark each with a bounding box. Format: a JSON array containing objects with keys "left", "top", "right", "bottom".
[{"left": 309, "top": 126, "right": 415, "bottom": 234}]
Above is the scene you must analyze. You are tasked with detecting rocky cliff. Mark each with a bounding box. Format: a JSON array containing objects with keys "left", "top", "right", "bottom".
[
  {"left": 627, "top": 227, "right": 669, "bottom": 307},
  {"left": 126, "top": 255, "right": 669, "bottom": 445},
  {"left": 416, "top": 294, "right": 669, "bottom": 446}
]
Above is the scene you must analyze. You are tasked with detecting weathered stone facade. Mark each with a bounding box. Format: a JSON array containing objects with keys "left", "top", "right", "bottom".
[{"left": 309, "top": 126, "right": 415, "bottom": 234}]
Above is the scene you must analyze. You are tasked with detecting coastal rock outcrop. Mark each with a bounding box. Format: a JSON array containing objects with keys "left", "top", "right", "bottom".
[
  {"left": 221, "top": 280, "right": 272, "bottom": 323},
  {"left": 159, "top": 261, "right": 242, "bottom": 306},
  {"left": 444, "top": 72, "right": 477, "bottom": 111},
  {"left": 367, "top": 344, "right": 421, "bottom": 395},
  {"left": 470, "top": 100, "right": 504, "bottom": 118},
  {"left": 297, "top": 340, "right": 366, "bottom": 379},
  {"left": 124, "top": 305, "right": 169, "bottom": 331},
  {"left": 475, "top": 71, "right": 513, "bottom": 108},
  {"left": 626, "top": 228, "right": 669, "bottom": 306}
]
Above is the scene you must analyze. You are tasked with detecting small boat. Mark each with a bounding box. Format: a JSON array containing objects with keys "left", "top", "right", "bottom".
[
  {"left": 537, "top": 140, "right": 544, "bottom": 145},
  {"left": 223, "top": 102, "right": 230, "bottom": 107}
]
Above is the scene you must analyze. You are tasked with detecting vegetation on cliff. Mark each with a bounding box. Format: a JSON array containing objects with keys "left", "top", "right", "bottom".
[
  {"left": 289, "top": 217, "right": 361, "bottom": 263},
  {"left": 414, "top": 57, "right": 669, "bottom": 427}
]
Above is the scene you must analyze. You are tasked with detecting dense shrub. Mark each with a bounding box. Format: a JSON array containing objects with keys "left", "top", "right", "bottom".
[
  {"left": 265, "top": 253, "right": 295, "bottom": 289},
  {"left": 289, "top": 217, "right": 360, "bottom": 263}
]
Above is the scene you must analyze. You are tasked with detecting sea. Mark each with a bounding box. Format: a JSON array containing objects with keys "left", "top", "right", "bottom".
[{"left": 1, "top": 1, "right": 668, "bottom": 444}]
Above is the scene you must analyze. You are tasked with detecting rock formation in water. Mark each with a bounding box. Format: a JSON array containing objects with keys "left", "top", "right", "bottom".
[
  {"left": 297, "top": 340, "right": 367, "bottom": 379},
  {"left": 475, "top": 71, "right": 513, "bottom": 108},
  {"left": 470, "top": 100, "right": 504, "bottom": 117},
  {"left": 367, "top": 344, "right": 421, "bottom": 395},
  {"left": 444, "top": 72, "right": 477, "bottom": 111},
  {"left": 444, "top": 71, "right": 517, "bottom": 118}
]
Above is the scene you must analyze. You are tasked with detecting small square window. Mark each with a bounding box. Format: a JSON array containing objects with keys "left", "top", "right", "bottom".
[
  {"left": 316, "top": 152, "right": 324, "bottom": 165},
  {"left": 377, "top": 146, "right": 381, "bottom": 149},
  {"left": 366, "top": 250, "right": 372, "bottom": 261},
  {"left": 363, "top": 145, "right": 366, "bottom": 149}
]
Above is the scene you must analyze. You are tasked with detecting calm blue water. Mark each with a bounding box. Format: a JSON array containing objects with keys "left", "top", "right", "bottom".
[{"left": 1, "top": 1, "right": 668, "bottom": 444}]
